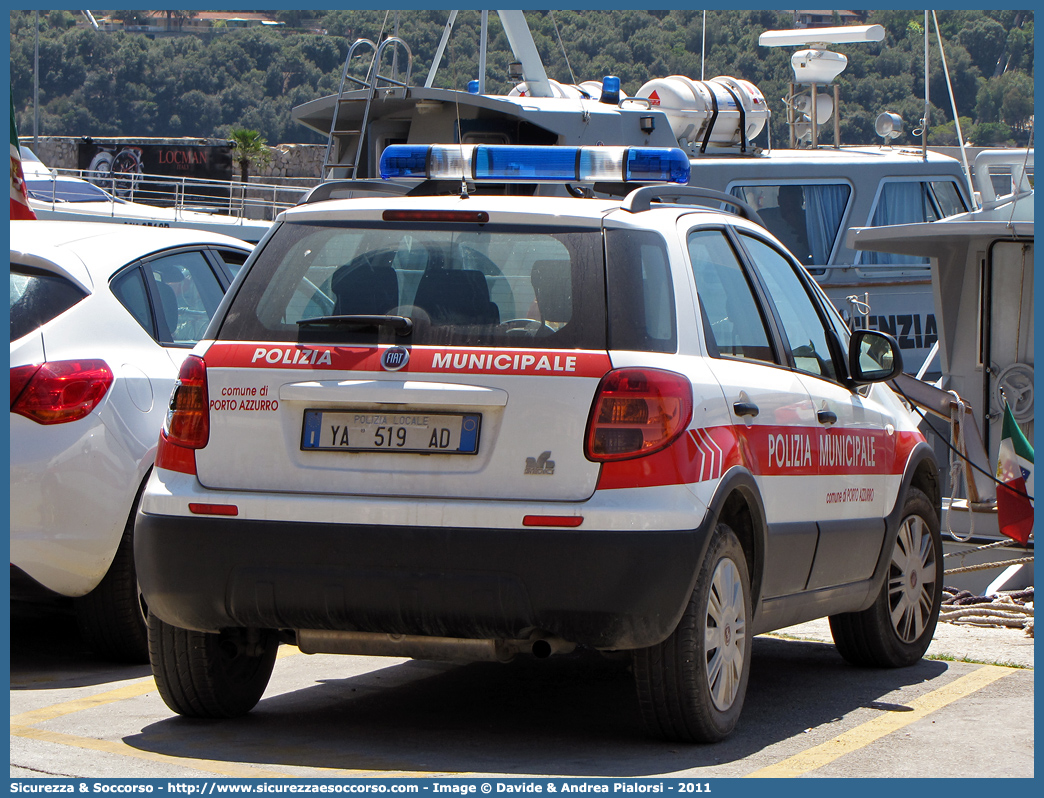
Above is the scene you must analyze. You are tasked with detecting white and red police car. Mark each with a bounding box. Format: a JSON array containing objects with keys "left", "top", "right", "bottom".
[{"left": 135, "top": 145, "right": 943, "bottom": 742}]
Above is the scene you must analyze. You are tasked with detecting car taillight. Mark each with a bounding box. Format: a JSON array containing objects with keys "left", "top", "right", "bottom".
[
  {"left": 156, "top": 355, "right": 208, "bottom": 474},
  {"left": 10, "top": 360, "right": 113, "bottom": 425},
  {"left": 585, "top": 368, "right": 693, "bottom": 462},
  {"left": 10, "top": 364, "right": 42, "bottom": 406}
]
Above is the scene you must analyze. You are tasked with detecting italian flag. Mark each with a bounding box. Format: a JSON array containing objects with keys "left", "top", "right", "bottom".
[
  {"left": 10, "top": 99, "right": 36, "bottom": 220},
  {"left": 995, "top": 402, "right": 1033, "bottom": 545}
]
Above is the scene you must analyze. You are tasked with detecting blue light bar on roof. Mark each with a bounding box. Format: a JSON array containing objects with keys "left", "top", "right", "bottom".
[{"left": 379, "top": 144, "right": 690, "bottom": 184}]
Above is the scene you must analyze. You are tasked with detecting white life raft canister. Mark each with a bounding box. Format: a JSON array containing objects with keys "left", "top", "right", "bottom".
[{"left": 635, "top": 75, "right": 768, "bottom": 147}]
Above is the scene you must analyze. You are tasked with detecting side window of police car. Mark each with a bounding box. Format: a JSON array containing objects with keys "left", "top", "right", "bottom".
[
  {"left": 686, "top": 229, "right": 777, "bottom": 364},
  {"left": 738, "top": 234, "right": 839, "bottom": 382}
]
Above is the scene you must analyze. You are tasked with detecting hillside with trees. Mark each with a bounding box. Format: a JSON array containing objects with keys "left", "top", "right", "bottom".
[{"left": 10, "top": 9, "right": 1034, "bottom": 148}]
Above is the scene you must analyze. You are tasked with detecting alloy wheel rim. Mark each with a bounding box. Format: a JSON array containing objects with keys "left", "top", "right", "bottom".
[
  {"left": 705, "top": 557, "right": 746, "bottom": 712},
  {"left": 888, "top": 513, "right": 937, "bottom": 643}
]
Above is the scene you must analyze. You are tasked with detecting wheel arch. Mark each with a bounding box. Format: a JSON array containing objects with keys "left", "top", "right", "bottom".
[
  {"left": 702, "top": 467, "right": 768, "bottom": 612},
  {"left": 905, "top": 445, "right": 942, "bottom": 518}
]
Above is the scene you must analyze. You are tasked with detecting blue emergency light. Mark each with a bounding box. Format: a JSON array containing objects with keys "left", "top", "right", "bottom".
[{"left": 378, "top": 144, "right": 690, "bottom": 184}]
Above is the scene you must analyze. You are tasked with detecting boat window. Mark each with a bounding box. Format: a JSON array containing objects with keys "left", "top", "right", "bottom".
[
  {"left": 688, "top": 229, "right": 777, "bottom": 365},
  {"left": 930, "top": 180, "right": 968, "bottom": 218},
  {"left": 861, "top": 181, "right": 937, "bottom": 267},
  {"left": 10, "top": 266, "right": 88, "bottom": 341},
  {"left": 729, "top": 183, "right": 850, "bottom": 268}
]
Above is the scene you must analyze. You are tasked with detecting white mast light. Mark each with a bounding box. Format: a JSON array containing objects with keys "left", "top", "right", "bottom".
[{"left": 875, "top": 112, "right": 904, "bottom": 142}]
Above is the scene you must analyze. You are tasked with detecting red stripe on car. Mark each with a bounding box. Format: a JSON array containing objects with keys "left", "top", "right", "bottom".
[
  {"left": 203, "top": 342, "right": 612, "bottom": 377},
  {"left": 596, "top": 425, "right": 924, "bottom": 489}
]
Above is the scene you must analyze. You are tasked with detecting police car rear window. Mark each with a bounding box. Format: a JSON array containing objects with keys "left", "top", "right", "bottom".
[
  {"left": 216, "top": 221, "right": 607, "bottom": 350},
  {"left": 605, "top": 229, "right": 676, "bottom": 353}
]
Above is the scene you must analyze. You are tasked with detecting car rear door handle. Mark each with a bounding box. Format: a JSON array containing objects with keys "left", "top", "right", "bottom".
[
  {"left": 734, "top": 401, "right": 759, "bottom": 418},
  {"left": 817, "top": 409, "right": 838, "bottom": 425}
]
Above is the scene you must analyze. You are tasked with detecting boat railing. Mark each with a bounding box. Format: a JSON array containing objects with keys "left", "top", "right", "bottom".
[{"left": 44, "top": 166, "right": 313, "bottom": 222}]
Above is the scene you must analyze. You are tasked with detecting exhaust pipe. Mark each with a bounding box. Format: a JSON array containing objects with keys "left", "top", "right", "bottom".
[
  {"left": 296, "top": 630, "right": 574, "bottom": 662},
  {"left": 531, "top": 635, "right": 576, "bottom": 659}
]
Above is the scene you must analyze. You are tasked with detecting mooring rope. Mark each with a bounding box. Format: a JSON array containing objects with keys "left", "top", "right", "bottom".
[
  {"left": 944, "top": 538, "right": 1021, "bottom": 558},
  {"left": 940, "top": 588, "right": 1034, "bottom": 635},
  {"left": 945, "top": 556, "right": 1035, "bottom": 575}
]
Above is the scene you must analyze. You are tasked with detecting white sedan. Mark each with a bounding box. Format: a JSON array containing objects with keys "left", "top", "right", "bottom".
[{"left": 10, "top": 221, "right": 253, "bottom": 662}]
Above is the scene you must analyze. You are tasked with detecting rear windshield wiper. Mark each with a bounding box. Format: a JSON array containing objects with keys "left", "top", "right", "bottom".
[{"left": 296, "top": 314, "right": 413, "bottom": 336}]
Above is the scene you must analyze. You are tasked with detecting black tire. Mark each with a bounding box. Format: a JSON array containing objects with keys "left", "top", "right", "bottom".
[
  {"left": 148, "top": 613, "right": 278, "bottom": 718},
  {"left": 75, "top": 515, "right": 149, "bottom": 663},
  {"left": 633, "top": 523, "right": 752, "bottom": 743},
  {"left": 829, "top": 488, "right": 943, "bottom": 668}
]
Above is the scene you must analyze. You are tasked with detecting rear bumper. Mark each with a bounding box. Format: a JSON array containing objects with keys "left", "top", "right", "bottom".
[{"left": 135, "top": 511, "right": 712, "bottom": 650}]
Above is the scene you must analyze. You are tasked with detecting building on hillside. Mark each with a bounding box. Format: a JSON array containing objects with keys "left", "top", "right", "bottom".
[
  {"left": 84, "top": 11, "right": 285, "bottom": 36},
  {"left": 792, "top": 10, "right": 865, "bottom": 28}
]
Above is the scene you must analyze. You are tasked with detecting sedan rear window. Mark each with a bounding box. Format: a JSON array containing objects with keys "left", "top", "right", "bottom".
[
  {"left": 217, "top": 221, "right": 607, "bottom": 350},
  {"left": 10, "top": 266, "right": 88, "bottom": 341}
]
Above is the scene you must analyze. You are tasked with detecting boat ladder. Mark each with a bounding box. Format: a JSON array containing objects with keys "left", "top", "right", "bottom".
[{"left": 321, "top": 37, "right": 413, "bottom": 182}]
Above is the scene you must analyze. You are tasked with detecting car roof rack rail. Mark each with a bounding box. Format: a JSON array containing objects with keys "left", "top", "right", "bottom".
[
  {"left": 299, "top": 180, "right": 414, "bottom": 205},
  {"left": 621, "top": 185, "right": 763, "bottom": 224}
]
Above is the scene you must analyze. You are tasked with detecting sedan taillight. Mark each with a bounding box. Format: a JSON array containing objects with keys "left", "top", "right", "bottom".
[
  {"left": 10, "top": 360, "right": 113, "bottom": 424},
  {"left": 585, "top": 368, "right": 693, "bottom": 462},
  {"left": 156, "top": 355, "right": 209, "bottom": 475}
]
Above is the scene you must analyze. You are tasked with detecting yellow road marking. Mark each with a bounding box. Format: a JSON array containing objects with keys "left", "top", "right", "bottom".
[
  {"left": 12, "top": 647, "right": 302, "bottom": 726},
  {"left": 9, "top": 647, "right": 311, "bottom": 776},
  {"left": 10, "top": 725, "right": 298, "bottom": 779},
  {"left": 10, "top": 679, "right": 158, "bottom": 727},
  {"left": 745, "top": 665, "right": 1016, "bottom": 777}
]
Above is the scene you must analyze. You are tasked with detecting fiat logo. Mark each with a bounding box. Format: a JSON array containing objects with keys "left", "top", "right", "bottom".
[{"left": 381, "top": 346, "right": 410, "bottom": 372}]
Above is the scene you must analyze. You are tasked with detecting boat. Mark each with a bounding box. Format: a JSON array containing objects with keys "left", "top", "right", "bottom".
[
  {"left": 19, "top": 146, "right": 282, "bottom": 243},
  {"left": 291, "top": 11, "right": 974, "bottom": 374},
  {"left": 850, "top": 147, "right": 1034, "bottom": 594}
]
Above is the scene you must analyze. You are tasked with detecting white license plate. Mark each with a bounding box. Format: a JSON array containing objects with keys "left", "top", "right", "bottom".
[{"left": 301, "top": 409, "right": 481, "bottom": 454}]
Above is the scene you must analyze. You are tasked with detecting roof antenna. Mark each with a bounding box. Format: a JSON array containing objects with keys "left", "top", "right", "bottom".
[{"left": 701, "top": 11, "right": 706, "bottom": 81}]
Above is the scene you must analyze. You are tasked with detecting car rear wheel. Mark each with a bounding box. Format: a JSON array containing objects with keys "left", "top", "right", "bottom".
[
  {"left": 148, "top": 613, "right": 278, "bottom": 718},
  {"left": 633, "top": 522, "right": 752, "bottom": 743},
  {"left": 75, "top": 514, "right": 149, "bottom": 663},
  {"left": 829, "top": 488, "right": 942, "bottom": 668}
]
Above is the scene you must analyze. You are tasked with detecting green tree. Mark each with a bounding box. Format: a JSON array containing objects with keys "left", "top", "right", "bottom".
[
  {"left": 110, "top": 11, "right": 151, "bottom": 27},
  {"left": 970, "top": 121, "right": 1015, "bottom": 146},
  {"left": 7, "top": 9, "right": 1034, "bottom": 147},
  {"left": 228, "top": 127, "right": 272, "bottom": 183},
  {"left": 927, "top": 116, "right": 974, "bottom": 146},
  {"left": 958, "top": 16, "right": 1008, "bottom": 77}
]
